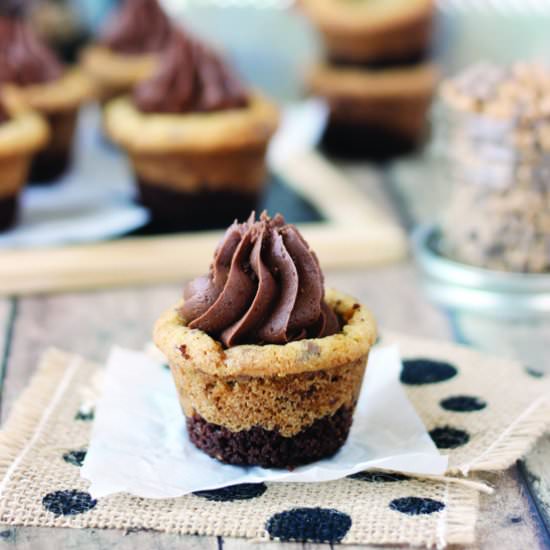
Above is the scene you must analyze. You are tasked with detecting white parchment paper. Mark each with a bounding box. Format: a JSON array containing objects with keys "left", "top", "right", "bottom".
[{"left": 81, "top": 346, "right": 448, "bottom": 499}]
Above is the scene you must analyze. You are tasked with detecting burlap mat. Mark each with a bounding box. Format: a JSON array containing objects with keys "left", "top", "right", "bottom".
[
  {"left": 383, "top": 332, "right": 550, "bottom": 475},
  {"left": 0, "top": 333, "right": 549, "bottom": 547}
]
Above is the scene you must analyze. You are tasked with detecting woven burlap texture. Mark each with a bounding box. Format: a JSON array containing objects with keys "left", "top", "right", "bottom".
[
  {"left": 1, "top": 330, "right": 549, "bottom": 547},
  {"left": 383, "top": 332, "right": 550, "bottom": 475}
]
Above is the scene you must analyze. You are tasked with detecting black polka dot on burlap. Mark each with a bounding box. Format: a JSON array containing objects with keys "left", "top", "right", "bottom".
[
  {"left": 349, "top": 471, "right": 409, "bottom": 482},
  {"left": 429, "top": 426, "right": 470, "bottom": 449},
  {"left": 75, "top": 409, "right": 94, "bottom": 421},
  {"left": 390, "top": 497, "right": 445, "bottom": 516},
  {"left": 193, "top": 483, "right": 267, "bottom": 502},
  {"left": 400, "top": 359, "right": 458, "bottom": 385},
  {"left": 42, "top": 490, "right": 97, "bottom": 516},
  {"left": 266, "top": 507, "right": 351, "bottom": 544},
  {"left": 440, "top": 395, "right": 487, "bottom": 413},
  {"left": 62, "top": 449, "right": 87, "bottom": 467}
]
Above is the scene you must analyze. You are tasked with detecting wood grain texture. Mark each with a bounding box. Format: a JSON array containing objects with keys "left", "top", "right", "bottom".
[
  {"left": 475, "top": 470, "right": 548, "bottom": 550},
  {"left": 521, "top": 436, "right": 550, "bottom": 535}
]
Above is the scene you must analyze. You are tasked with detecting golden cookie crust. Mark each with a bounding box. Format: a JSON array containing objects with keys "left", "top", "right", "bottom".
[
  {"left": 301, "top": 0, "right": 434, "bottom": 62},
  {"left": 301, "top": 0, "right": 433, "bottom": 34},
  {"left": 81, "top": 45, "right": 157, "bottom": 91},
  {"left": 154, "top": 288, "right": 377, "bottom": 378},
  {"left": 9, "top": 69, "right": 95, "bottom": 114},
  {"left": 177, "top": 355, "right": 367, "bottom": 436},
  {"left": 104, "top": 92, "right": 279, "bottom": 154},
  {"left": 309, "top": 62, "right": 438, "bottom": 100},
  {"left": 0, "top": 89, "right": 49, "bottom": 157}
]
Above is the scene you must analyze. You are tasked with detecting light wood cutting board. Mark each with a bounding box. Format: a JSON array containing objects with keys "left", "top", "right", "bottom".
[{"left": 0, "top": 152, "right": 407, "bottom": 296}]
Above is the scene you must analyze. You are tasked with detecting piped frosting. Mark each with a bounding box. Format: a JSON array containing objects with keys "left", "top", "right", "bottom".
[
  {"left": 100, "top": 0, "right": 173, "bottom": 55},
  {"left": 181, "top": 212, "right": 340, "bottom": 347},
  {"left": 134, "top": 29, "right": 248, "bottom": 114},
  {"left": 0, "top": 16, "right": 63, "bottom": 86}
]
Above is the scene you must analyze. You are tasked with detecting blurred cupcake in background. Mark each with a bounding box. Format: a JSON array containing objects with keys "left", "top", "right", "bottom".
[
  {"left": 29, "top": 0, "right": 89, "bottom": 63},
  {"left": 81, "top": 0, "right": 173, "bottom": 104},
  {"left": 0, "top": 89, "right": 49, "bottom": 230},
  {"left": 301, "top": 0, "right": 434, "bottom": 65},
  {"left": 0, "top": 7, "right": 94, "bottom": 183},
  {"left": 104, "top": 29, "right": 279, "bottom": 232},
  {"left": 301, "top": 0, "right": 438, "bottom": 160}
]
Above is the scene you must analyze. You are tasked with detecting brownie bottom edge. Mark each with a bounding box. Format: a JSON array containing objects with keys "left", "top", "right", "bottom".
[
  {"left": 137, "top": 179, "right": 260, "bottom": 232},
  {"left": 0, "top": 194, "right": 18, "bottom": 231},
  {"left": 320, "top": 121, "right": 422, "bottom": 161},
  {"left": 187, "top": 405, "right": 354, "bottom": 469},
  {"left": 29, "top": 149, "right": 72, "bottom": 184}
]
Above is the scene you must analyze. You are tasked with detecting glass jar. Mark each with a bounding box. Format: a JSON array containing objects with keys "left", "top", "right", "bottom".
[{"left": 436, "top": 62, "right": 550, "bottom": 273}]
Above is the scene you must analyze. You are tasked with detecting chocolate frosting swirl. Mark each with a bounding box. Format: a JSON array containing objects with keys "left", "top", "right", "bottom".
[
  {"left": 100, "top": 0, "right": 173, "bottom": 55},
  {"left": 134, "top": 30, "right": 248, "bottom": 114},
  {"left": 0, "top": 16, "right": 63, "bottom": 86},
  {"left": 181, "top": 212, "right": 340, "bottom": 347}
]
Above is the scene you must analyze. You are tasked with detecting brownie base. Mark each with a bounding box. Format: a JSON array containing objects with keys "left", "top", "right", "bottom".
[
  {"left": 329, "top": 49, "right": 428, "bottom": 71},
  {"left": 0, "top": 195, "right": 18, "bottom": 232},
  {"left": 29, "top": 149, "right": 72, "bottom": 184},
  {"left": 187, "top": 406, "right": 353, "bottom": 469},
  {"left": 137, "top": 179, "right": 260, "bottom": 232},
  {"left": 320, "top": 121, "right": 420, "bottom": 161}
]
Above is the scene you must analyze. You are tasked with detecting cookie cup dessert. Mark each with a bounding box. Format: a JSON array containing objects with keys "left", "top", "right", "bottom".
[
  {"left": 11, "top": 69, "right": 93, "bottom": 182},
  {"left": 0, "top": 91, "right": 49, "bottom": 230},
  {"left": 81, "top": 0, "right": 172, "bottom": 104},
  {"left": 80, "top": 46, "right": 157, "bottom": 106},
  {"left": 301, "top": 0, "right": 434, "bottom": 64},
  {"left": 0, "top": 15, "right": 93, "bottom": 183},
  {"left": 105, "top": 31, "right": 278, "bottom": 231},
  {"left": 309, "top": 62, "right": 437, "bottom": 159},
  {"left": 154, "top": 213, "right": 377, "bottom": 468}
]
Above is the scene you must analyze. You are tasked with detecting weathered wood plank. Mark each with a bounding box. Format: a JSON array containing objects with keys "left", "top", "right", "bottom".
[
  {"left": 0, "top": 299, "right": 13, "bottom": 369},
  {"left": 0, "top": 298, "right": 14, "bottom": 422},
  {"left": 520, "top": 437, "right": 550, "bottom": 537},
  {"left": 0, "top": 285, "right": 179, "bottom": 421},
  {"left": 0, "top": 527, "right": 217, "bottom": 549},
  {"left": 475, "top": 469, "right": 548, "bottom": 550}
]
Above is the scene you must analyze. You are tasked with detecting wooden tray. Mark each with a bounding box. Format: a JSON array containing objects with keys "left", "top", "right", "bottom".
[{"left": 0, "top": 152, "right": 407, "bottom": 296}]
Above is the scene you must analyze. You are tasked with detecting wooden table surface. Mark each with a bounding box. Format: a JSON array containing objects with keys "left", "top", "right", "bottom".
[{"left": 0, "top": 167, "right": 549, "bottom": 549}]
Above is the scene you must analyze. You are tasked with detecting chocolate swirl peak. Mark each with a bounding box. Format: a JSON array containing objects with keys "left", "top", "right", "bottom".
[
  {"left": 134, "top": 30, "right": 248, "bottom": 114},
  {"left": 181, "top": 212, "right": 340, "bottom": 347},
  {"left": 100, "top": 0, "right": 173, "bottom": 55},
  {"left": 0, "top": 16, "right": 63, "bottom": 86}
]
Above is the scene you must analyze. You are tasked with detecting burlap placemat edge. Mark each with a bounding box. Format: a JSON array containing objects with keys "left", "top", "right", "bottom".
[
  {"left": 0, "top": 348, "right": 87, "bottom": 497},
  {"left": 442, "top": 480, "right": 479, "bottom": 547},
  {"left": 456, "top": 396, "right": 550, "bottom": 475}
]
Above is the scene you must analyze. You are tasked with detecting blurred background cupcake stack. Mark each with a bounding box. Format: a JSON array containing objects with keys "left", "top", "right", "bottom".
[{"left": 302, "top": 0, "right": 438, "bottom": 160}]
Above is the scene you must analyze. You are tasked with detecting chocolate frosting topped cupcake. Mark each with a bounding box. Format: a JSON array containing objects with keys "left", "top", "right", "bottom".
[
  {"left": 181, "top": 212, "right": 340, "bottom": 347},
  {"left": 134, "top": 30, "right": 248, "bottom": 114},
  {"left": 155, "top": 212, "right": 376, "bottom": 467},
  {"left": 101, "top": 0, "right": 173, "bottom": 55},
  {"left": 0, "top": 16, "right": 63, "bottom": 86}
]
